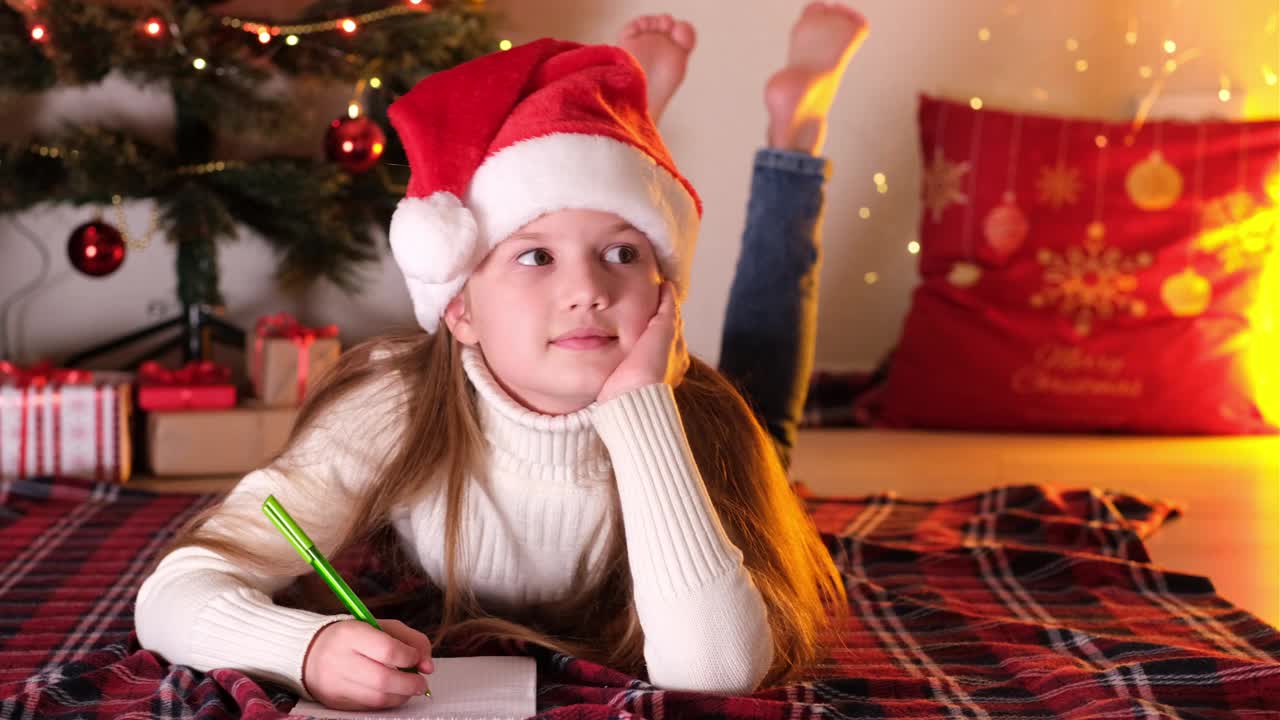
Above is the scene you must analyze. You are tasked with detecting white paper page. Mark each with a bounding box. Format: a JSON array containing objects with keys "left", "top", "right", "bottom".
[{"left": 289, "top": 655, "right": 536, "bottom": 720}]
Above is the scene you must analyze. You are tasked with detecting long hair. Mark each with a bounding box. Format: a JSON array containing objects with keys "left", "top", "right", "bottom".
[{"left": 166, "top": 327, "right": 846, "bottom": 687}]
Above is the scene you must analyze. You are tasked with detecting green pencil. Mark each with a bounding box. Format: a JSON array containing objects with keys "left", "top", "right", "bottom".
[{"left": 262, "top": 494, "right": 431, "bottom": 697}]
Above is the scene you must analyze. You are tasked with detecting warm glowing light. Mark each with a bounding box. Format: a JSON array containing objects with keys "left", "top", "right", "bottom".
[
  {"left": 873, "top": 172, "right": 886, "bottom": 185},
  {"left": 908, "top": 241, "right": 921, "bottom": 255},
  {"left": 341, "top": 18, "right": 358, "bottom": 33},
  {"left": 258, "top": 30, "right": 271, "bottom": 43},
  {"left": 145, "top": 19, "right": 163, "bottom": 36},
  {"left": 369, "top": 77, "right": 382, "bottom": 89},
  {"left": 1095, "top": 134, "right": 1108, "bottom": 148},
  {"left": 286, "top": 34, "right": 299, "bottom": 45},
  {"left": 499, "top": 39, "right": 513, "bottom": 51},
  {"left": 1164, "top": 59, "right": 1178, "bottom": 73},
  {"left": 372, "top": 142, "right": 384, "bottom": 154},
  {"left": 859, "top": 207, "right": 871, "bottom": 219},
  {"left": 864, "top": 271, "right": 879, "bottom": 284},
  {"left": 1264, "top": 65, "right": 1278, "bottom": 86},
  {"left": 347, "top": 103, "right": 360, "bottom": 119},
  {"left": 1075, "top": 59, "right": 1089, "bottom": 72},
  {"left": 342, "top": 140, "right": 354, "bottom": 153},
  {"left": 978, "top": 27, "right": 991, "bottom": 41},
  {"left": 1125, "top": 31, "right": 1138, "bottom": 45},
  {"left": 970, "top": 97, "right": 983, "bottom": 110},
  {"left": 1219, "top": 89, "right": 1232, "bottom": 102},
  {"left": 1065, "top": 37, "right": 1078, "bottom": 51},
  {"left": 30, "top": 24, "right": 46, "bottom": 41},
  {"left": 1163, "top": 39, "right": 1177, "bottom": 53},
  {"left": 85, "top": 246, "right": 99, "bottom": 258},
  {"left": 1266, "top": 169, "right": 1280, "bottom": 203},
  {"left": 193, "top": 57, "right": 207, "bottom": 70},
  {"left": 877, "top": 184, "right": 889, "bottom": 194}
]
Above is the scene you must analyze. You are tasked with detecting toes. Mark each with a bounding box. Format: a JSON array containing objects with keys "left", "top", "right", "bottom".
[
  {"left": 620, "top": 18, "right": 644, "bottom": 38},
  {"left": 670, "top": 21, "right": 697, "bottom": 51}
]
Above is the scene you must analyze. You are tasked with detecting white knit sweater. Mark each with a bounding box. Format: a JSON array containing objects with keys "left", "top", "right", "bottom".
[{"left": 135, "top": 345, "right": 772, "bottom": 696}]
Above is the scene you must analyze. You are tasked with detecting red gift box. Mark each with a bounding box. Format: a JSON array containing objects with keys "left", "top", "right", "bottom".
[
  {"left": 0, "top": 361, "right": 133, "bottom": 483},
  {"left": 137, "top": 361, "right": 237, "bottom": 412}
]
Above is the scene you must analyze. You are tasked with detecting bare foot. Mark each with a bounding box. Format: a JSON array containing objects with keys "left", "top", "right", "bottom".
[
  {"left": 618, "top": 14, "right": 697, "bottom": 122},
  {"left": 765, "top": 2, "right": 868, "bottom": 155}
]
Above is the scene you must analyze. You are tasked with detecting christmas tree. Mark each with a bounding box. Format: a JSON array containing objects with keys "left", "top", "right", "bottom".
[{"left": 0, "top": 0, "right": 496, "bottom": 312}]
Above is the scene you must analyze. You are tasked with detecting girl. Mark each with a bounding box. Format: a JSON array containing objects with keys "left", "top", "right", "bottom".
[{"left": 136, "top": 5, "right": 867, "bottom": 712}]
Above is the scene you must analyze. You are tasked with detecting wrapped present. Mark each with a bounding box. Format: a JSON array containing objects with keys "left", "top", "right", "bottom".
[
  {"left": 137, "top": 360, "right": 237, "bottom": 412},
  {"left": 249, "top": 313, "right": 340, "bottom": 407},
  {"left": 146, "top": 402, "right": 298, "bottom": 476},
  {"left": 0, "top": 361, "right": 132, "bottom": 483}
]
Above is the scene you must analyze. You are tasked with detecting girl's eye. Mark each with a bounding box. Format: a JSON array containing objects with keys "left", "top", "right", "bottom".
[
  {"left": 515, "top": 249, "right": 553, "bottom": 266},
  {"left": 604, "top": 245, "right": 637, "bottom": 264}
]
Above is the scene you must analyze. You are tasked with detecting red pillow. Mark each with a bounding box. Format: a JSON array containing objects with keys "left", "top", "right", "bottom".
[{"left": 880, "top": 95, "right": 1280, "bottom": 434}]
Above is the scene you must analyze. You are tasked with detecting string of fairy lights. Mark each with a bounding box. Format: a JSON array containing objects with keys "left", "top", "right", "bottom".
[
  {"left": 17, "top": 0, "right": 513, "bottom": 177},
  {"left": 21, "top": 0, "right": 511, "bottom": 82}
]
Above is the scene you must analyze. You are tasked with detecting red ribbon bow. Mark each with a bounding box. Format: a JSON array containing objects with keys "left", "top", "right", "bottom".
[
  {"left": 0, "top": 360, "right": 93, "bottom": 387},
  {"left": 138, "top": 360, "right": 231, "bottom": 386},
  {"left": 253, "top": 313, "right": 339, "bottom": 402},
  {"left": 254, "top": 313, "right": 339, "bottom": 343}
]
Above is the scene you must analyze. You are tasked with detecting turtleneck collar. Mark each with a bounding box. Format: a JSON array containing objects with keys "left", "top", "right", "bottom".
[{"left": 460, "top": 345, "right": 611, "bottom": 474}]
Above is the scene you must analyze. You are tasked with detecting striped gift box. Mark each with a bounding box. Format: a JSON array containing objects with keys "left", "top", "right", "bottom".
[{"left": 0, "top": 371, "right": 132, "bottom": 483}]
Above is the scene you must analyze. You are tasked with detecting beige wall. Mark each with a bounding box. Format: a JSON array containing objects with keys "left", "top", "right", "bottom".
[{"left": 2, "top": 0, "right": 1277, "bottom": 369}]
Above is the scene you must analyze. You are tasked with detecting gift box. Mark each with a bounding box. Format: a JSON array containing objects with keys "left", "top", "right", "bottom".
[
  {"left": 0, "top": 362, "right": 133, "bottom": 483},
  {"left": 249, "top": 313, "right": 341, "bottom": 407},
  {"left": 137, "top": 360, "right": 237, "bottom": 412},
  {"left": 146, "top": 402, "right": 298, "bottom": 476}
]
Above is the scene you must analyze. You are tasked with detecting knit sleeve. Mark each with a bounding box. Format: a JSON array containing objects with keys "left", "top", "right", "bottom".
[
  {"left": 134, "top": 372, "right": 407, "bottom": 697},
  {"left": 590, "top": 383, "right": 773, "bottom": 695}
]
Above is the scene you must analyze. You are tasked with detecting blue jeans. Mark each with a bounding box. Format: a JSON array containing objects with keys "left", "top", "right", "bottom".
[{"left": 718, "top": 149, "right": 830, "bottom": 471}]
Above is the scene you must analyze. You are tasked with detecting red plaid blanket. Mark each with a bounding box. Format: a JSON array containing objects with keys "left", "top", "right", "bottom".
[{"left": 2, "top": 477, "right": 1277, "bottom": 719}]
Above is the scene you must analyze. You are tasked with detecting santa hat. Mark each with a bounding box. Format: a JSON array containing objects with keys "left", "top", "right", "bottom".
[{"left": 386, "top": 38, "right": 703, "bottom": 334}]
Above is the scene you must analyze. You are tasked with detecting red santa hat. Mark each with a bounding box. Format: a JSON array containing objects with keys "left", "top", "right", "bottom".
[{"left": 386, "top": 38, "right": 702, "bottom": 333}]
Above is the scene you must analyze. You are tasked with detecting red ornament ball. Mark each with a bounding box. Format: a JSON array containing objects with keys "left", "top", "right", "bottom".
[
  {"left": 324, "top": 116, "right": 386, "bottom": 174},
  {"left": 67, "top": 221, "right": 126, "bottom": 277}
]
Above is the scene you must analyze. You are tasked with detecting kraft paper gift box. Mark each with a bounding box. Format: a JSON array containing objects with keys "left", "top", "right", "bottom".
[
  {"left": 146, "top": 402, "right": 297, "bottom": 476},
  {"left": 249, "top": 313, "right": 341, "bottom": 407}
]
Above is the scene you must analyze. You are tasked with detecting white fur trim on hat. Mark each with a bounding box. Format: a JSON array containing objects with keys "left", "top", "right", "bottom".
[
  {"left": 404, "top": 276, "right": 467, "bottom": 335},
  {"left": 389, "top": 192, "right": 480, "bottom": 285},
  {"left": 466, "top": 133, "right": 699, "bottom": 298}
]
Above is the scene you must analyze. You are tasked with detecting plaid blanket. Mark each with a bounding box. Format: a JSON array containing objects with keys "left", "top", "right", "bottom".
[{"left": 2, "top": 477, "right": 1277, "bottom": 719}]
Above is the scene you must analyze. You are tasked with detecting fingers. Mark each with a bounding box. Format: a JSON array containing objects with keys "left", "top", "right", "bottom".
[
  {"left": 343, "top": 653, "right": 429, "bottom": 709},
  {"left": 654, "top": 281, "right": 676, "bottom": 319},
  {"left": 379, "top": 619, "right": 435, "bottom": 674},
  {"left": 350, "top": 622, "right": 422, "bottom": 670}
]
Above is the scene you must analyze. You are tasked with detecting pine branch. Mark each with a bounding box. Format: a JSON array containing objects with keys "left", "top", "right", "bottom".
[{"left": 0, "top": 0, "right": 496, "bottom": 304}]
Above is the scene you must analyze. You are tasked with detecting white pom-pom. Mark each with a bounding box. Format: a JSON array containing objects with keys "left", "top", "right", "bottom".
[{"left": 389, "top": 192, "right": 480, "bottom": 285}]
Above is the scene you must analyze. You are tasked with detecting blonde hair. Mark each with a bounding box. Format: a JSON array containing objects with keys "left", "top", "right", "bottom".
[{"left": 167, "top": 327, "right": 847, "bottom": 687}]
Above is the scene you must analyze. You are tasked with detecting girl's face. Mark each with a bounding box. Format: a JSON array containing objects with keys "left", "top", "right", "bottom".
[{"left": 444, "top": 209, "right": 663, "bottom": 415}]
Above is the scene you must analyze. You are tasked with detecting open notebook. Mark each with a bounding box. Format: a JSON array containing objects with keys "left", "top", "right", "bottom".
[{"left": 288, "top": 656, "right": 536, "bottom": 720}]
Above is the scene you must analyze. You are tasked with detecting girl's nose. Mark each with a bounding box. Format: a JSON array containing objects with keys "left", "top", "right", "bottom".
[{"left": 561, "top": 259, "right": 611, "bottom": 311}]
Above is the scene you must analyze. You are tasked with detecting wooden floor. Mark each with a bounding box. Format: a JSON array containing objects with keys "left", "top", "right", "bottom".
[
  {"left": 132, "top": 429, "right": 1280, "bottom": 629},
  {"left": 791, "top": 429, "right": 1280, "bottom": 629}
]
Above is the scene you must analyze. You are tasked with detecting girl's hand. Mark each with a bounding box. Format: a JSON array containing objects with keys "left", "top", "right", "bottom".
[
  {"left": 302, "top": 619, "right": 434, "bottom": 711},
  {"left": 597, "top": 282, "right": 689, "bottom": 403}
]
